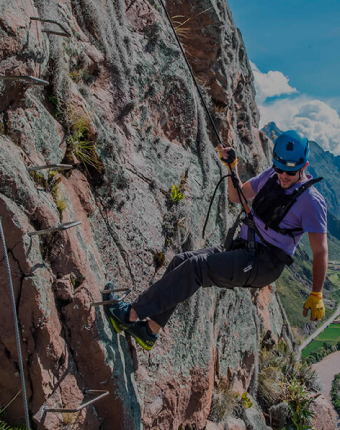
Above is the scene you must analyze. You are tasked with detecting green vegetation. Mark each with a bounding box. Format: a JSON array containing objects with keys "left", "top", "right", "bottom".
[
  {"left": 282, "top": 378, "right": 316, "bottom": 430},
  {"left": 258, "top": 340, "right": 320, "bottom": 430},
  {"left": 276, "top": 269, "right": 310, "bottom": 330},
  {"left": 48, "top": 95, "right": 62, "bottom": 120},
  {"left": 235, "top": 392, "right": 253, "bottom": 409},
  {"left": 302, "top": 324, "right": 340, "bottom": 362},
  {"left": 0, "top": 397, "right": 26, "bottom": 430},
  {"left": 208, "top": 386, "right": 253, "bottom": 423},
  {"left": 29, "top": 170, "right": 49, "bottom": 190},
  {"left": 331, "top": 373, "right": 340, "bottom": 414},
  {"left": 170, "top": 184, "right": 185, "bottom": 203},
  {"left": 312, "top": 324, "right": 340, "bottom": 341},
  {"left": 65, "top": 110, "right": 103, "bottom": 172},
  {"left": 210, "top": 339, "right": 320, "bottom": 428},
  {"left": 48, "top": 172, "right": 67, "bottom": 218},
  {"left": 153, "top": 251, "right": 166, "bottom": 270},
  {"left": 69, "top": 69, "right": 86, "bottom": 83},
  {"left": 276, "top": 235, "right": 340, "bottom": 334},
  {"left": 0, "top": 419, "right": 26, "bottom": 430},
  {"left": 30, "top": 170, "right": 67, "bottom": 218}
]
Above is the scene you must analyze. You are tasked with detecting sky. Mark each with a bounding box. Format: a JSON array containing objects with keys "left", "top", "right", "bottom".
[{"left": 227, "top": 0, "right": 340, "bottom": 155}]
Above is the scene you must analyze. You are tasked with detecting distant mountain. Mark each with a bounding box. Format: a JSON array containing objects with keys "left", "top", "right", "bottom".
[{"left": 261, "top": 121, "right": 283, "bottom": 141}]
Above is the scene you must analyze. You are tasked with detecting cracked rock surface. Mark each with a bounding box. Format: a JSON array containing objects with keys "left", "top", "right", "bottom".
[{"left": 0, "top": 1, "right": 320, "bottom": 429}]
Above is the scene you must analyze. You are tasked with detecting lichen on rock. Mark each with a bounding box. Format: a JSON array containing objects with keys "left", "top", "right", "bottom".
[{"left": 0, "top": 1, "right": 332, "bottom": 430}]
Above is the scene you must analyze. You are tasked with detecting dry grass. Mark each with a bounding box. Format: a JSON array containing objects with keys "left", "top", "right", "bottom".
[
  {"left": 67, "top": 109, "right": 102, "bottom": 172},
  {"left": 171, "top": 7, "right": 213, "bottom": 39},
  {"left": 208, "top": 383, "right": 240, "bottom": 422},
  {"left": 258, "top": 366, "right": 285, "bottom": 405}
]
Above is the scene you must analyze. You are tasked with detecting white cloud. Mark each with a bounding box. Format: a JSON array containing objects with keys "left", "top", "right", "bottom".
[
  {"left": 292, "top": 100, "right": 340, "bottom": 154},
  {"left": 251, "top": 63, "right": 340, "bottom": 155},
  {"left": 250, "top": 61, "right": 298, "bottom": 104}
]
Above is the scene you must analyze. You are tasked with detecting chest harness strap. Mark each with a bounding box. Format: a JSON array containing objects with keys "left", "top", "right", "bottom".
[{"left": 243, "top": 175, "right": 323, "bottom": 271}]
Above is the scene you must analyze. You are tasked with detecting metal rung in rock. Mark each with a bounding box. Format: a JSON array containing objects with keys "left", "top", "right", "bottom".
[
  {"left": 0, "top": 76, "right": 49, "bottom": 86},
  {"left": 28, "top": 164, "right": 73, "bottom": 172},
  {"left": 30, "top": 17, "right": 71, "bottom": 38},
  {"left": 44, "top": 390, "right": 109, "bottom": 413},
  {"left": 91, "top": 289, "right": 131, "bottom": 307},
  {"left": 27, "top": 221, "right": 82, "bottom": 237}
]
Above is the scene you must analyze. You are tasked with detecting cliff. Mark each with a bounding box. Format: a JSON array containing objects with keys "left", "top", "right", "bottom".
[{"left": 0, "top": 1, "right": 331, "bottom": 429}]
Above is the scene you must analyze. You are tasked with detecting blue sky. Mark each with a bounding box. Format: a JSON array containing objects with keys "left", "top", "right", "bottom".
[{"left": 227, "top": 0, "right": 340, "bottom": 155}]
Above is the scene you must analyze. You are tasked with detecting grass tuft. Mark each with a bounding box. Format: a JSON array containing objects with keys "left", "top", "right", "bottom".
[{"left": 66, "top": 109, "right": 103, "bottom": 172}]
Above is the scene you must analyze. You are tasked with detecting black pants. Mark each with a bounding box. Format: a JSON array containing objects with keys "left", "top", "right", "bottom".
[{"left": 132, "top": 240, "right": 285, "bottom": 328}]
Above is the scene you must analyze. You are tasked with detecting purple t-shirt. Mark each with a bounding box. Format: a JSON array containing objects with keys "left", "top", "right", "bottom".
[{"left": 239, "top": 167, "right": 327, "bottom": 255}]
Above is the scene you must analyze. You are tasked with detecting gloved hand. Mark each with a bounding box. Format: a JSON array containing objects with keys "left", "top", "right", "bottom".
[
  {"left": 217, "top": 145, "right": 238, "bottom": 170},
  {"left": 303, "top": 291, "right": 325, "bottom": 321}
]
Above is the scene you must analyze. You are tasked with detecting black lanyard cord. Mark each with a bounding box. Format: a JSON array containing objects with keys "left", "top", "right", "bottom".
[
  {"left": 202, "top": 174, "right": 230, "bottom": 238},
  {"left": 158, "top": 0, "right": 251, "bottom": 237},
  {"left": 202, "top": 169, "right": 250, "bottom": 238}
]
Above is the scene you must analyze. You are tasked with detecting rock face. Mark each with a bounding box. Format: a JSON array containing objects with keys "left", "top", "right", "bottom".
[
  {"left": 0, "top": 1, "right": 326, "bottom": 430},
  {"left": 310, "top": 395, "right": 338, "bottom": 430}
]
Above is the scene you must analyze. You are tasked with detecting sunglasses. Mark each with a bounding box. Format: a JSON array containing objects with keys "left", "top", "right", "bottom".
[{"left": 273, "top": 165, "right": 299, "bottom": 176}]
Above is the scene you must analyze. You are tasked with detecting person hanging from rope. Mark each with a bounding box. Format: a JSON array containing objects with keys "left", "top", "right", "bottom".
[{"left": 103, "top": 130, "right": 328, "bottom": 351}]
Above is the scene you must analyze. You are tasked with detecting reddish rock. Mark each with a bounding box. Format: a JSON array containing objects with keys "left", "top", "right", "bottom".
[
  {"left": 0, "top": 1, "right": 326, "bottom": 430},
  {"left": 206, "top": 421, "right": 225, "bottom": 430},
  {"left": 225, "top": 417, "right": 247, "bottom": 430},
  {"left": 311, "top": 394, "right": 338, "bottom": 430}
]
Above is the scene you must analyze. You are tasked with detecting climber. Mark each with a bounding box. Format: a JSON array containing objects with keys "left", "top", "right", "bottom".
[{"left": 103, "top": 130, "right": 328, "bottom": 351}]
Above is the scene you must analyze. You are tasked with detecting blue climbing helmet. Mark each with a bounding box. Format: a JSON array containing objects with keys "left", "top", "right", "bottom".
[{"left": 273, "top": 130, "right": 310, "bottom": 171}]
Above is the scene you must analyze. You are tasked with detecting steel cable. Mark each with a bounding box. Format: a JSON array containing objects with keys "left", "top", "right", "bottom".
[
  {"left": 158, "top": 0, "right": 224, "bottom": 147},
  {"left": 158, "top": 1, "right": 252, "bottom": 237},
  {"left": 0, "top": 216, "right": 31, "bottom": 429}
]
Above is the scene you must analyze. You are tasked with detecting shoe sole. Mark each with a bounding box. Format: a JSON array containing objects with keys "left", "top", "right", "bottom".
[
  {"left": 126, "top": 329, "right": 155, "bottom": 351},
  {"left": 103, "top": 285, "right": 125, "bottom": 334},
  {"left": 104, "top": 306, "right": 123, "bottom": 334}
]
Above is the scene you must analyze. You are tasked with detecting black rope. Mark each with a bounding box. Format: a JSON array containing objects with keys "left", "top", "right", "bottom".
[
  {"left": 158, "top": 0, "right": 224, "bottom": 147},
  {"left": 202, "top": 168, "right": 250, "bottom": 238},
  {"left": 202, "top": 174, "right": 230, "bottom": 237},
  {"left": 159, "top": 0, "right": 252, "bottom": 238}
]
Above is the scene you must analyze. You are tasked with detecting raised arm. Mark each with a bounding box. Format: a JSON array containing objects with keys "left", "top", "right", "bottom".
[
  {"left": 303, "top": 232, "right": 328, "bottom": 321},
  {"left": 217, "top": 144, "right": 256, "bottom": 203}
]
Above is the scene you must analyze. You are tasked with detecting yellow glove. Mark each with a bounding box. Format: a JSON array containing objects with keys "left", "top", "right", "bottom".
[
  {"left": 218, "top": 147, "right": 238, "bottom": 170},
  {"left": 303, "top": 292, "right": 325, "bottom": 320}
]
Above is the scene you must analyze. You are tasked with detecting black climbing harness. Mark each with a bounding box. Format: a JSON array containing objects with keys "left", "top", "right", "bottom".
[
  {"left": 251, "top": 174, "right": 323, "bottom": 240},
  {"left": 203, "top": 171, "right": 323, "bottom": 270}
]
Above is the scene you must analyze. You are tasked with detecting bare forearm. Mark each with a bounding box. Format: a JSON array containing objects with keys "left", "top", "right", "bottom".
[
  {"left": 312, "top": 251, "right": 328, "bottom": 293},
  {"left": 303, "top": 233, "right": 328, "bottom": 321},
  {"left": 308, "top": 232, "right": 328, "bottom": 294}
]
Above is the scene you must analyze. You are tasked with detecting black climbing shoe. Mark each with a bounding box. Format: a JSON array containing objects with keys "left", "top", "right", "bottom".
[
  {"left": 126, "top": 321, "right": 159, "bottom": 351},
  {"left": 103, "top": 283, "right": 133, "bottom": 334}
]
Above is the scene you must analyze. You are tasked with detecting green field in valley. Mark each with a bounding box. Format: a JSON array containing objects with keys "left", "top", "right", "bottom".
[{"left": 301, "top": 323, "right": 340, "bottom": 358}]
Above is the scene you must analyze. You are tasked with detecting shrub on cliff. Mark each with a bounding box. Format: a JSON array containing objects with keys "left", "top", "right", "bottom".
[
  {"left": 258, "top": 339, "right": 320, "bottom": 429},
  {"left": 208, "top": 382, "right": 253, "bottom": 423},
  {"left": 0, "top": 411, "right": 26, "bottom": 430},
  {"left": 331, "top": 373, "right": 340, "bottom": 414},
  {"left": 0, "top": 420, "right": 26, "bottom": 430}
]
